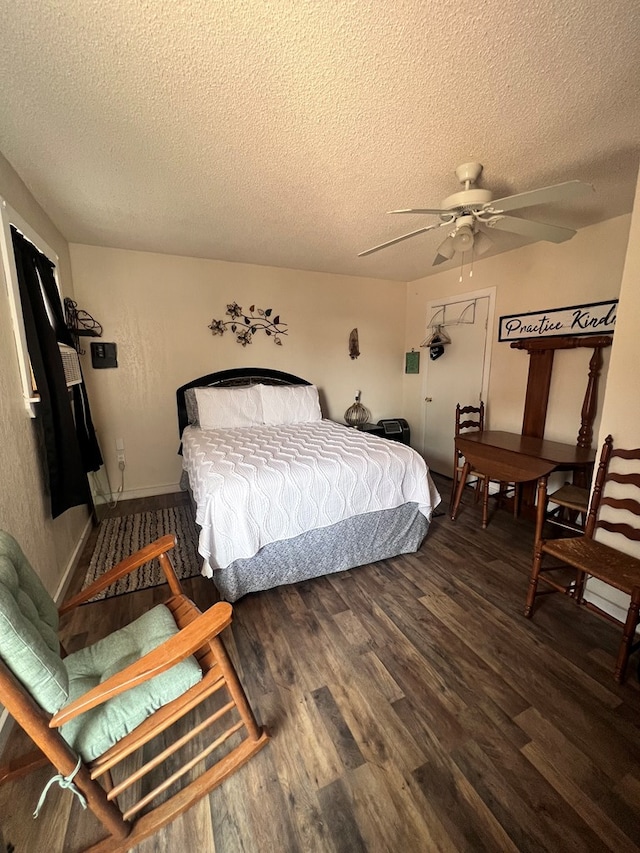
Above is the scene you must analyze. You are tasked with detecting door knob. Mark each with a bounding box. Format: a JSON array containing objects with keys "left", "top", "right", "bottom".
[{"left": 425, "top": 397, "right": 433, "bottom": 402}]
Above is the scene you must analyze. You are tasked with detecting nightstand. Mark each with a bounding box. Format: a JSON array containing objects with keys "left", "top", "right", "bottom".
[{"left": 356, "top": 419, "right": 410, "bottom": 445}]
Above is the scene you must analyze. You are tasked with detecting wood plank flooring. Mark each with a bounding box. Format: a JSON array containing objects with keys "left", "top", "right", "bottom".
[{"left": 2, "top": 476, "right": 640, "bottom": 851}]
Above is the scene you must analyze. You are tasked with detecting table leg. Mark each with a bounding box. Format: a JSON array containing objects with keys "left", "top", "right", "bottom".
[{"left": 451, "top": 460, "right": 471, "bottom": 521}]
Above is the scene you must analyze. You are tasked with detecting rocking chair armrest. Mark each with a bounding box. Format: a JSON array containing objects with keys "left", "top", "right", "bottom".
[
  {"left": 50, "top": 601, "right": 233, "bottom": 728},
  {"left": 59, "top": 534, "right": 179, "bottom": 614}
]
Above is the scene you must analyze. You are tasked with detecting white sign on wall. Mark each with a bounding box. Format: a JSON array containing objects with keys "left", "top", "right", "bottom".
[{"left": 498, "top": 299, "right": 617, "bottom": 342}]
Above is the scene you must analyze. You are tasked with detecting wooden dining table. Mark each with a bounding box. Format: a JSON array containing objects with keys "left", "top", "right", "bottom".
[{"left": 450, "top": 430, "right": 596, "bottom": 535}]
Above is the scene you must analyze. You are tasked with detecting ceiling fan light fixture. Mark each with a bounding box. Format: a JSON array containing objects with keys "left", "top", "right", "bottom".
[
  {"left": 451, "top": 224, "right": 474, "bottom": 252},
  {"left": 473, "top": 230, "right": 493, "bottom": 256},
  {"left": 436, "top": 234, "right": 456, "bottom": 261}
]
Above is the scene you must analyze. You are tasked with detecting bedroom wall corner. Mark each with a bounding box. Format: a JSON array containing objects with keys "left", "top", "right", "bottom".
[
  {"left": 584, "top": 161, "right": 640, "bottom": 621},
  {"left": 0, "top": 150, "right": 90, "bottom": 596},
  {"left": 402, "top": 214, "right": 631, "bottom": 458},
  {"left": 68, "top": 244, "right": 408, "bottom": 499},
  {"left": 0, "top": 149, "right": 92, "bottom": 746}
]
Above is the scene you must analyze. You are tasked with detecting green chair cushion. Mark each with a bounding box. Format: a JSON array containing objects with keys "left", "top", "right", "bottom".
[
  {"left": 0, "top": 531, "right": 68, "bottom": 712},
  {"left": 61, "top": 604, "right": 202, "bottom": 762}
]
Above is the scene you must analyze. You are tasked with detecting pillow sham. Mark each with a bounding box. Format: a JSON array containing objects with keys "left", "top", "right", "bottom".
[
  {"left": 193, "top": 385, "right": 263, "bottom": 429},
  {"left": 260, "top": 383, "right": 322, "bottom": 425},
  {"left": 184, "top": 388, "right": 200, "bottom": 426}
]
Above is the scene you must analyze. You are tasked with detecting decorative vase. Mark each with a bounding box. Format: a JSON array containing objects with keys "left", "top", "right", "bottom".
[{"left": 344, "top": 392, "right": 371, "bottom": 427}]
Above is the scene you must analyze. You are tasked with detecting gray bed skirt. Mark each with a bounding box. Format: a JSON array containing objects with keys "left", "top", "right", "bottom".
[{"left": 206, "top": 502, "right": 429, "bottom": 602}]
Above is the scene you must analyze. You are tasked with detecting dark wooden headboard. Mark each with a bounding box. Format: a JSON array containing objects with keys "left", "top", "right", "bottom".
[{"left": 176, "top": 367, "right": 310, "bottom": 437}]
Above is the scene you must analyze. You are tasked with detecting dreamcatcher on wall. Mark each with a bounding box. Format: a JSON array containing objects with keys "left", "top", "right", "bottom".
[{"left": 208, "top": 302, "right": 288, "bottom": 346}]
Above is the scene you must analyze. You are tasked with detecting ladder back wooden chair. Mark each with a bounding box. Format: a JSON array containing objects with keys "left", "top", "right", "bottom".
[
  {"left": 0, "top": 531, "right": 269, "bottom": 852},
  {"left": 543, "top": 481, "right": 590, "bottom": 534},
  {"left": 525, "top": 435, "right": 640, "bottom": 683},
  {"left": 449, "top": 403, "right": 485, "bottom": 515},
  {"left": 451, "top": 402, "right": 519, "bottom": 525}
]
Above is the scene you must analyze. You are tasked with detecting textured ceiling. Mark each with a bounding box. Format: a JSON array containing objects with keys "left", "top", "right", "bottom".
[{"left": 0, "top": 1, "right": 639, "bottom": 282}]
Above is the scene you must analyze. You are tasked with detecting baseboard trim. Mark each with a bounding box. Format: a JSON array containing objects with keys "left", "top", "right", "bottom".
[
  {"left": 53, "top": 514, "right": 95, "bottom": 605},
  {"left": 92, "top": 482, "right": 183, "bottom": 504},
  {"left": 583, "top": 578, "right": 627, "bottom": 624}
]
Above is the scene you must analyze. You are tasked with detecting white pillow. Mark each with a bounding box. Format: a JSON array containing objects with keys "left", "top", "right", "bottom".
[
  {"left": 259, "top": 384, "right": 322, "bottom": 425},
  {"left": 193, "top": 385, "right": 263, "bottom": 429}
]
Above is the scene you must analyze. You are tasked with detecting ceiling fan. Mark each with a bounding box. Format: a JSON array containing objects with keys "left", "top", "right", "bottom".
[{"left": 359, "top": 162, "right": 594, "bottom": 266}]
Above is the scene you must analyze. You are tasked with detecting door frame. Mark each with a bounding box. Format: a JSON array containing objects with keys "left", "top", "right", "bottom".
[{"left": 420, "top": 285, "right": 496, "bottom": 459}]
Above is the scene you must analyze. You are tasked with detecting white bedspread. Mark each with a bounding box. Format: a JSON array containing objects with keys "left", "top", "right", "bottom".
[{"left": 181, "top": 419, "right": 440, "bottom": 572}]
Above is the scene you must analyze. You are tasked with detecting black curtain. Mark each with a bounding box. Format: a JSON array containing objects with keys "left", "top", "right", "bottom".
[{"left": 11, "top": 227, "right": 103, "bottom": 518}]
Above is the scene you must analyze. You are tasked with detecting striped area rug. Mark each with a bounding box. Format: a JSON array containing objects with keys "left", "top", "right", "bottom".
[{"left": 82, "top": 506, "right": 202, "bottom": 600}]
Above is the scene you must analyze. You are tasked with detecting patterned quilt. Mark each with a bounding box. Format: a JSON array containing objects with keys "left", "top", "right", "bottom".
[{"left": 181, "top": 419, "right": 440, "bottom": 572}]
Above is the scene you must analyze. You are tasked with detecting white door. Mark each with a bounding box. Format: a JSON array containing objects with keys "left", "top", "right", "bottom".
[{"left": 421, "top": 291, "right": 493, "bottom": 476}]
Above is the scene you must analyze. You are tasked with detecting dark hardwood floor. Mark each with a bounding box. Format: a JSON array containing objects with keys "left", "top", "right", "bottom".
[{"left": 2, "top": 475, "right": 640, "bottom": 852}]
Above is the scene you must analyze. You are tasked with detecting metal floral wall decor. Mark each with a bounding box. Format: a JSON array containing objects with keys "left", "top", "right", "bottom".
[{"left": 208, "top": 302, "right": 288, "bottom": 346}]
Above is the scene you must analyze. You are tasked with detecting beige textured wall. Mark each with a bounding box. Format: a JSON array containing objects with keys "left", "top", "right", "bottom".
[
  {"left": 0, "top": 152, "right": 90, "bottom": 596},
  {"left": 69, "top": 245, "right": 407, "bottom": 498},
  {"left": 402, "top": 215, "right": 631, "bottom": 450},
  {"left": 585, "top": 165, "right": 640, "bottom": 616},
  {"left": 598, "top": 178, "right": 640, "bottom": 451}
]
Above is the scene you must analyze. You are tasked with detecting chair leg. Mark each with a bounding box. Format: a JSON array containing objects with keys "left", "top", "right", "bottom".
[
  {"left": 614, "top": 587, "right": 640, "bottom": 684},
  {"left": 573, "top": 569, "right": 587, "bottom": 603},
  {"left": 481, "top": 478, "right": 490, "bottom": 528},
  {"left": 525, "top": 543, "right": 545, "bottom": 617},
  {"left": 448, "top": 470, "right": 460, "bottom": 515},
  {"left": 450, "top": 461, "right": 471, "bottom": 521}
]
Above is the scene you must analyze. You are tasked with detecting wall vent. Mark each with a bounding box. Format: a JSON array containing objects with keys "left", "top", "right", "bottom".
[{"left": 58, "top": 343, "right": 83, "bottom": 387}]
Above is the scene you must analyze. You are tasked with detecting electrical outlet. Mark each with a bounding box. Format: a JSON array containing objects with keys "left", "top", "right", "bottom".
[{"left": 116, "top": 451, "right": 126, "bottom": 463}]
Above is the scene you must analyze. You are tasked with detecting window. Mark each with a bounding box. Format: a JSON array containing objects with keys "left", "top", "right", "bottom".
[
  {"left": 0, "top": 196, "right": 61, "bottom": 416},
  {"left": 0, "top": 195, "right": 103, "bottom": 517}
]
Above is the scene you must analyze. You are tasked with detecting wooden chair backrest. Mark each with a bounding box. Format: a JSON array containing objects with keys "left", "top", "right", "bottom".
[
  {"left": 455, "top": 404, "right": 485, "bottom": 465},
  {"left": 455, "top": 402, "right": 485, "bottom": 436},
  {"left": 584, "top": 436, "right": 640, "bottom": 542}
]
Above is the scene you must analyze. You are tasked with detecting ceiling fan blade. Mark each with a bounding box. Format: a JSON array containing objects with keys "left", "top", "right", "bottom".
[
  {"left": 432, "top": 252, "right": 450, "bottom": 266},
  {"left": 358, "top": 222, "right": 445, "bottom": 257},
  {"left": 488, "top": 180, "right": 594, "bottom": 213},
  {"left": 487, "top": 215, "right": 576, "bottom": 243},
  {"left": 388, "top": 208, "right": 454, "bottom": 217}
]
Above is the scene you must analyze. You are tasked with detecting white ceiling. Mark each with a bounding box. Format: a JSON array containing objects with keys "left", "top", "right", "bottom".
[{"left": 1, "top": 1, "right": 639, "bottom": 282}]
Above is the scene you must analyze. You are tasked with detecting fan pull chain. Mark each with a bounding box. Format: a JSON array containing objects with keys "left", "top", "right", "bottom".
[{"left": 458, "top": 251, "right": 475, "bottom": 282}]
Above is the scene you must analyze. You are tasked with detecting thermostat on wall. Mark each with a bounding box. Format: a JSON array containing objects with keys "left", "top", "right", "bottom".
[{"left": 91, "top": 341, "right": 118, "bottom": 369}]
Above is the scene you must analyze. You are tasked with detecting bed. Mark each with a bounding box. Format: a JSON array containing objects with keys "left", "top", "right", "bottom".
[{"left": 177, "top": 368, "right": 441, "bottom": 601}]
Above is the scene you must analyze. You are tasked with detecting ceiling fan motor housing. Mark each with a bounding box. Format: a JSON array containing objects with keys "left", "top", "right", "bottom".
[
  {"left": 455, "top": 162, "right": 484, "bottom": 184},
  {"left": 440, "top": 161, "right": 492, "bottom": 220},
  {"left": 440, "top": 188, "right": 493, "bottom": 217}
]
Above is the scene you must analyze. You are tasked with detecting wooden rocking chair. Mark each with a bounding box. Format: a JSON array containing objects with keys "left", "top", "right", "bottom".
[{"left": 0, "top": 531, "right": 269, "bottom": 852}]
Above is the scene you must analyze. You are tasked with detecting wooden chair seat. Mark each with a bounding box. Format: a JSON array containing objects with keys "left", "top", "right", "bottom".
[
  {"left": 547, "top": 483, "right": 589, "bottom": 514},
  {"left": 544, "top": 483, "right": 589, "bottom": 534},
  {"left": 525, "top": 436, "right": 640, "bottom": 683},
  {"left": 540, "top": 536, "right": 640, "bottom": 592}
]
